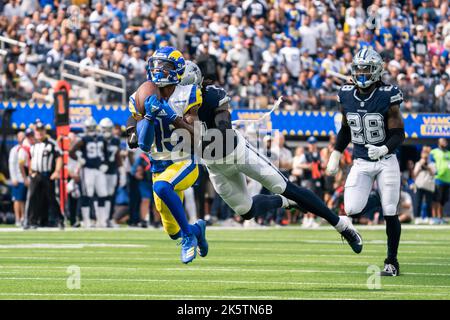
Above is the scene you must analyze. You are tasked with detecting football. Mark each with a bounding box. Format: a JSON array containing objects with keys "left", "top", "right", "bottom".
[{"left": 134, "top": 81, "right": 160, "bottom": 117}]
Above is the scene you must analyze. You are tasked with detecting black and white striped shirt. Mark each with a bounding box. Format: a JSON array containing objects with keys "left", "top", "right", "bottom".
[{"left": 30, "top": 137, "right": 62, "bottom": 174}]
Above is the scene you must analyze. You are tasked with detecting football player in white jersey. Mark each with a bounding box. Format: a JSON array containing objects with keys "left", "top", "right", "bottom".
[
  {"left": 177, "top": 61, "right": 364, "bottom": 255},
  {"left": 326, "top": 48, "right": 405, "bottom": 276}
]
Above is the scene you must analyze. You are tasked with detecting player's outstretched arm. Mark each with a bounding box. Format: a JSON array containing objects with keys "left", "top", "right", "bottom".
[{"left": 326, "top": 109, "right": 351, "bottom": 176}]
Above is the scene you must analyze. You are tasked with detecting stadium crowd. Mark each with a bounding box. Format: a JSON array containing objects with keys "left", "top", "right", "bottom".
[{"left": 0, "top": 0, "right": 450, "bottom": 111}]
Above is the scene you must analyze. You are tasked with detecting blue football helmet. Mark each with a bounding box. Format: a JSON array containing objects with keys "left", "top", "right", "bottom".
[{"left": 147, "top": 47, "right": 186, "bottom": 87}]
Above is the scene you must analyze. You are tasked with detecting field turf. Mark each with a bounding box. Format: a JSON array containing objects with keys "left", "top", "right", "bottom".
[{"left": 0, "top": 226, "right": 449, "bottom": 300}]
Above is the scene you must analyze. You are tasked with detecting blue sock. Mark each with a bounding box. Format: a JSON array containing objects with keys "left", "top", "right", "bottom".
[
  {"left": 153, "top": 181, "right": 191, "bottom": 236},
  {"left": 241, "top": 194, "right": 283, "bottom": 220},
  {"left": 282, "top": 182, "right": 339, "bottom": 226},
  {"left": 190, "top": 223, "right": 201, "bottom": 239},
  {"left": 137, "top": 118, "right": 155, "bottom": 152}
]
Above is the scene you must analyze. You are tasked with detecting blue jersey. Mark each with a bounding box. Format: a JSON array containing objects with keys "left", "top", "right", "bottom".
[
  {"left": 81, "top": 135, "right": 105, "bottom": 169},
  {"left": 104, "top": 136, "right": 121, "bottom": 174},
  {"left": 337, "top": 83, "right": 403, "bottom": 161}
]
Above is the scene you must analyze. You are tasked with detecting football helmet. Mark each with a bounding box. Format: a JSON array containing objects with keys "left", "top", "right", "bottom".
[
  {"left": 99, "top": 117, "right": 114, "bottom": 138},
  {"left": 351, "top": 48, "right": 384, "bottom": 89},
  {"left": 84, "top": 117, "right": 97, "bottom": 136},
  {"left": 179, "top": 60, "right": 203, "bottom": 86},
  {"left": 147, "top": 46, "right": 185, "bottom": 87}
]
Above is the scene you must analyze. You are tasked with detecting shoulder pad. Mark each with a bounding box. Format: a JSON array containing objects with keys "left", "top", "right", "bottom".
[
  {"left": 337, "top": 84, "right": 355, "bottom": 103},
  {"left": 379, "top": 84, "right": 403, "bottom": 105},
  {"left": 205, "top": 85, "right": 230, "bottom": 107}
]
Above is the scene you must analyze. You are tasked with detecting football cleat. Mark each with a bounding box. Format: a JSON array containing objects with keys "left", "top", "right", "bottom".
[
  {"left": 194, "top": 219, "right": 209, "bottom": 257},
  {"left": 180, "top": 233, "right": 198, "bottom": 264},
  {"left": 340, "top": 219, "right": 363, "bottom": 254},
  {"left": 380, "top": 259, "right": 400, "bottom": 276}
]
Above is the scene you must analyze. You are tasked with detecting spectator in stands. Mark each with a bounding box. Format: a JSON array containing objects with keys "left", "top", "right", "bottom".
[
  {"left": 435, "top": 73, "right": 450, "bottom": 112},
  {"left": 413, "top": 148, "right": 436, "bottom": 223}
]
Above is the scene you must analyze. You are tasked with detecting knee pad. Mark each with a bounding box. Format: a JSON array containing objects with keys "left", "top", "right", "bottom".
[
  {"left": 234, "top": 203, "right": 253, "bottom": 216},
  {"left": 153, "top": 181, "right": 173, "bottom": 199},
  {"left": 344, "top": 203, "right": 364, "bottom": 216},
  {"left": 268, "top": 180, "right": 287, "bottom": 195}
]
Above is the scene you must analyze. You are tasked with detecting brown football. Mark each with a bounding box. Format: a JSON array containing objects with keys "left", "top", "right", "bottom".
[{"left": 134, "top": 81, "right": 160, "bottom": 117}]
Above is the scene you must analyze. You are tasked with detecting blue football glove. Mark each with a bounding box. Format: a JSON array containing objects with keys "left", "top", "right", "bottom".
[
  {"left": 144, "top": 94, "right": 161, "bottom": 121},
  {"left": 154, "top": 99, "right": 178, "bottom": 123}
]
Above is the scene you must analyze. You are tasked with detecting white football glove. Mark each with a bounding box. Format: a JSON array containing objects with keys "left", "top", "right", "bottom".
[
  {"left": 365, "top": 144, "right": 388, "bottom": 160},
  {"left": 326, "top": 150, "right": 342, "bottom": 176},
  {"left": 99, "top": 164, "right": 109, "bottom": 173},
  {"left": 78, "top": 158, "right": 86, "bottom": 166}
]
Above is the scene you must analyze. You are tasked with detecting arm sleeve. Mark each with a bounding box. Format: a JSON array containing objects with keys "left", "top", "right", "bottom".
[
  {"left": 136, "top": 118, "right": 155, "bottom": 153},
  {"left": 385, "top": 127, "right": 405, "bottom": 153},
  {"left": 335, "top": 124, "right": 351, "bottom": 153}
]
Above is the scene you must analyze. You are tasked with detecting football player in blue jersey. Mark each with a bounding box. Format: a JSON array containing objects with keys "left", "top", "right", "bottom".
[
  {"left": 99, "top": 118, "right": 122, "bottom": 226},
  {"left": 326, "top": 47, "right": 405, "bottom": 276},
  {"left": 69, "top": 117, "right": 109, "bottom": 228},
  {"left": 176, "top": 61, "right": 363, "bottom": 255},
  {"left": 129, "top": 47, "right": 208, "bottom": 264}
]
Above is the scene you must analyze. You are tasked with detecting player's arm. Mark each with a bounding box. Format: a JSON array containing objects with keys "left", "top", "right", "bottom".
[
  {"left": 69, "top": 139, "right": 84, "bottom": 161},
  {"left": 365, "top": 104, "right": 405, "bottom": 160},
  {"left": 326, "top": 106, "right": 351, "bottom": 175}
]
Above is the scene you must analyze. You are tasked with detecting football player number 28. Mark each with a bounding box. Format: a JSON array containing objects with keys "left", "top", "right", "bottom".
[{"left": 346, "top": 113, "right": 385, "bottom": 144}]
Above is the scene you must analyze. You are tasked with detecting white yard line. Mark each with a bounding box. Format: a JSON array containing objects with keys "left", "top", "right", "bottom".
[
  {"left": 1, "top": 276, "right": 450, "bottom": 290},
  {"left": 0, "top": 243, "right": 147, "bottom": 249},
  {"left": 1, "top": 264, "right": 448, "bottom": 277},
  {"left": 1, "top": 225, "right": 450, "bottom": 232}
]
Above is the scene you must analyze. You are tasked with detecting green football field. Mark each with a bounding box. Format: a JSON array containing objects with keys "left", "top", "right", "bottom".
[{"left": 0, "top": 225, "right": 449, "bottom": 300}]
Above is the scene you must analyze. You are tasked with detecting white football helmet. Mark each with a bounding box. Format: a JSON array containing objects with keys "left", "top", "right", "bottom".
[
  {"left": 180, "top": 60, "right": 203, "bottom": 86},
  {"left": 99, "top": 117, "right": 114, "bottom": 138},
  {"left": 84, "top": 117, "right": 97, "bottom": 136},
  {"left": 351, "top": 48, "right": 384, "bottom": 89}
]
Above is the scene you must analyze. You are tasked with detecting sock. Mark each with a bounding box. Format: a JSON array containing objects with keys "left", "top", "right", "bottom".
[
  {"left": 241, "top": 194, "right": 283, "bottom": 220},
  {"left": 282, "top": 182, "right": 339, "bottom": 226},
  {"left": 137, "top": 118, "right": 155, "bottom": 152},
  {"left": 153, "top": 181, "right": 191, "bottom": 236},
  {"left": 104, "top": 199, "right": 111, "bottom": 223},
  {"left": 94, "top": 201, "right": 107, "bottom": 228},
  {"left": 81, "top": 207, "right": 91, "bottom": 228},
  {"left": 385, "top": 215, "right": 401, "bottom": 263},
  {"left": 334, "top": 216, "right": 349, "bottom": 232}
]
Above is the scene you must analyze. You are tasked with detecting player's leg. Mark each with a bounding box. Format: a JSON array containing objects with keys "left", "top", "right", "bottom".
[
  {"left": 94, "top": 169, "right": 109, "bottom": 228},
  {"left": 80, "top": 168, "right": 94, "bottom": 228},
  {"left": 239, "top": 142, "right": 361, "bottom": 247},
  {"left": 105, "top": 174, "right": 118, "bottom": 226},
  {"left": 376, "top": 156, "right": 402, "bottom": 276},
  {"left": 152, "top": 159, "right": 200, "bottom": 263},
  {"left": 207, "top": 162, "right": 285, "bottom": 222}
]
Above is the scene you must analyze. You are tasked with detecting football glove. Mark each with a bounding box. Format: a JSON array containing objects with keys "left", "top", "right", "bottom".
[
  {"left": 326, "top": 150, "right": 341, "bottom": 176},
  {"left": 365, "top": 144, "right": 388, "bottom": 160}
]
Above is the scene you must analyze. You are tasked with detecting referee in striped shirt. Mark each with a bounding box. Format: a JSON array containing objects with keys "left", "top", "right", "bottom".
[{"left": 24, "top": 121, "right": 65, "bottom": 229}]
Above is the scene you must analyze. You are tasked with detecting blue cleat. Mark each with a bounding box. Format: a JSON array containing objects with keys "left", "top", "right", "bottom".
[
  {"left": 194, "top": 219, "right": 208, "bottom": 257},
  {"left": 180, "top": 233, "right": 198, "bottom": 264}
]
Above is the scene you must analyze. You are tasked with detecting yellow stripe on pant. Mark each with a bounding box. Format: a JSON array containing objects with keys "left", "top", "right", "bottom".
[{"left": 153, "top": 159, "right": 199, "bottom": 237}]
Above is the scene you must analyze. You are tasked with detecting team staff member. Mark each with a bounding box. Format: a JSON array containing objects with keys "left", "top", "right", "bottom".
[
  {"left": 25, "top": 121, "right": 65, "bottom": 229},
  {"left": 9, "top": 131, "right": 27, "bottom": 226}
]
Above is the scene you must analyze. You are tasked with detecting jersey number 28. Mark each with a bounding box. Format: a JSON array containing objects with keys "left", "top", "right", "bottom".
[{"left": 346, "top": 113, "right": 385, "bottom": 144}]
